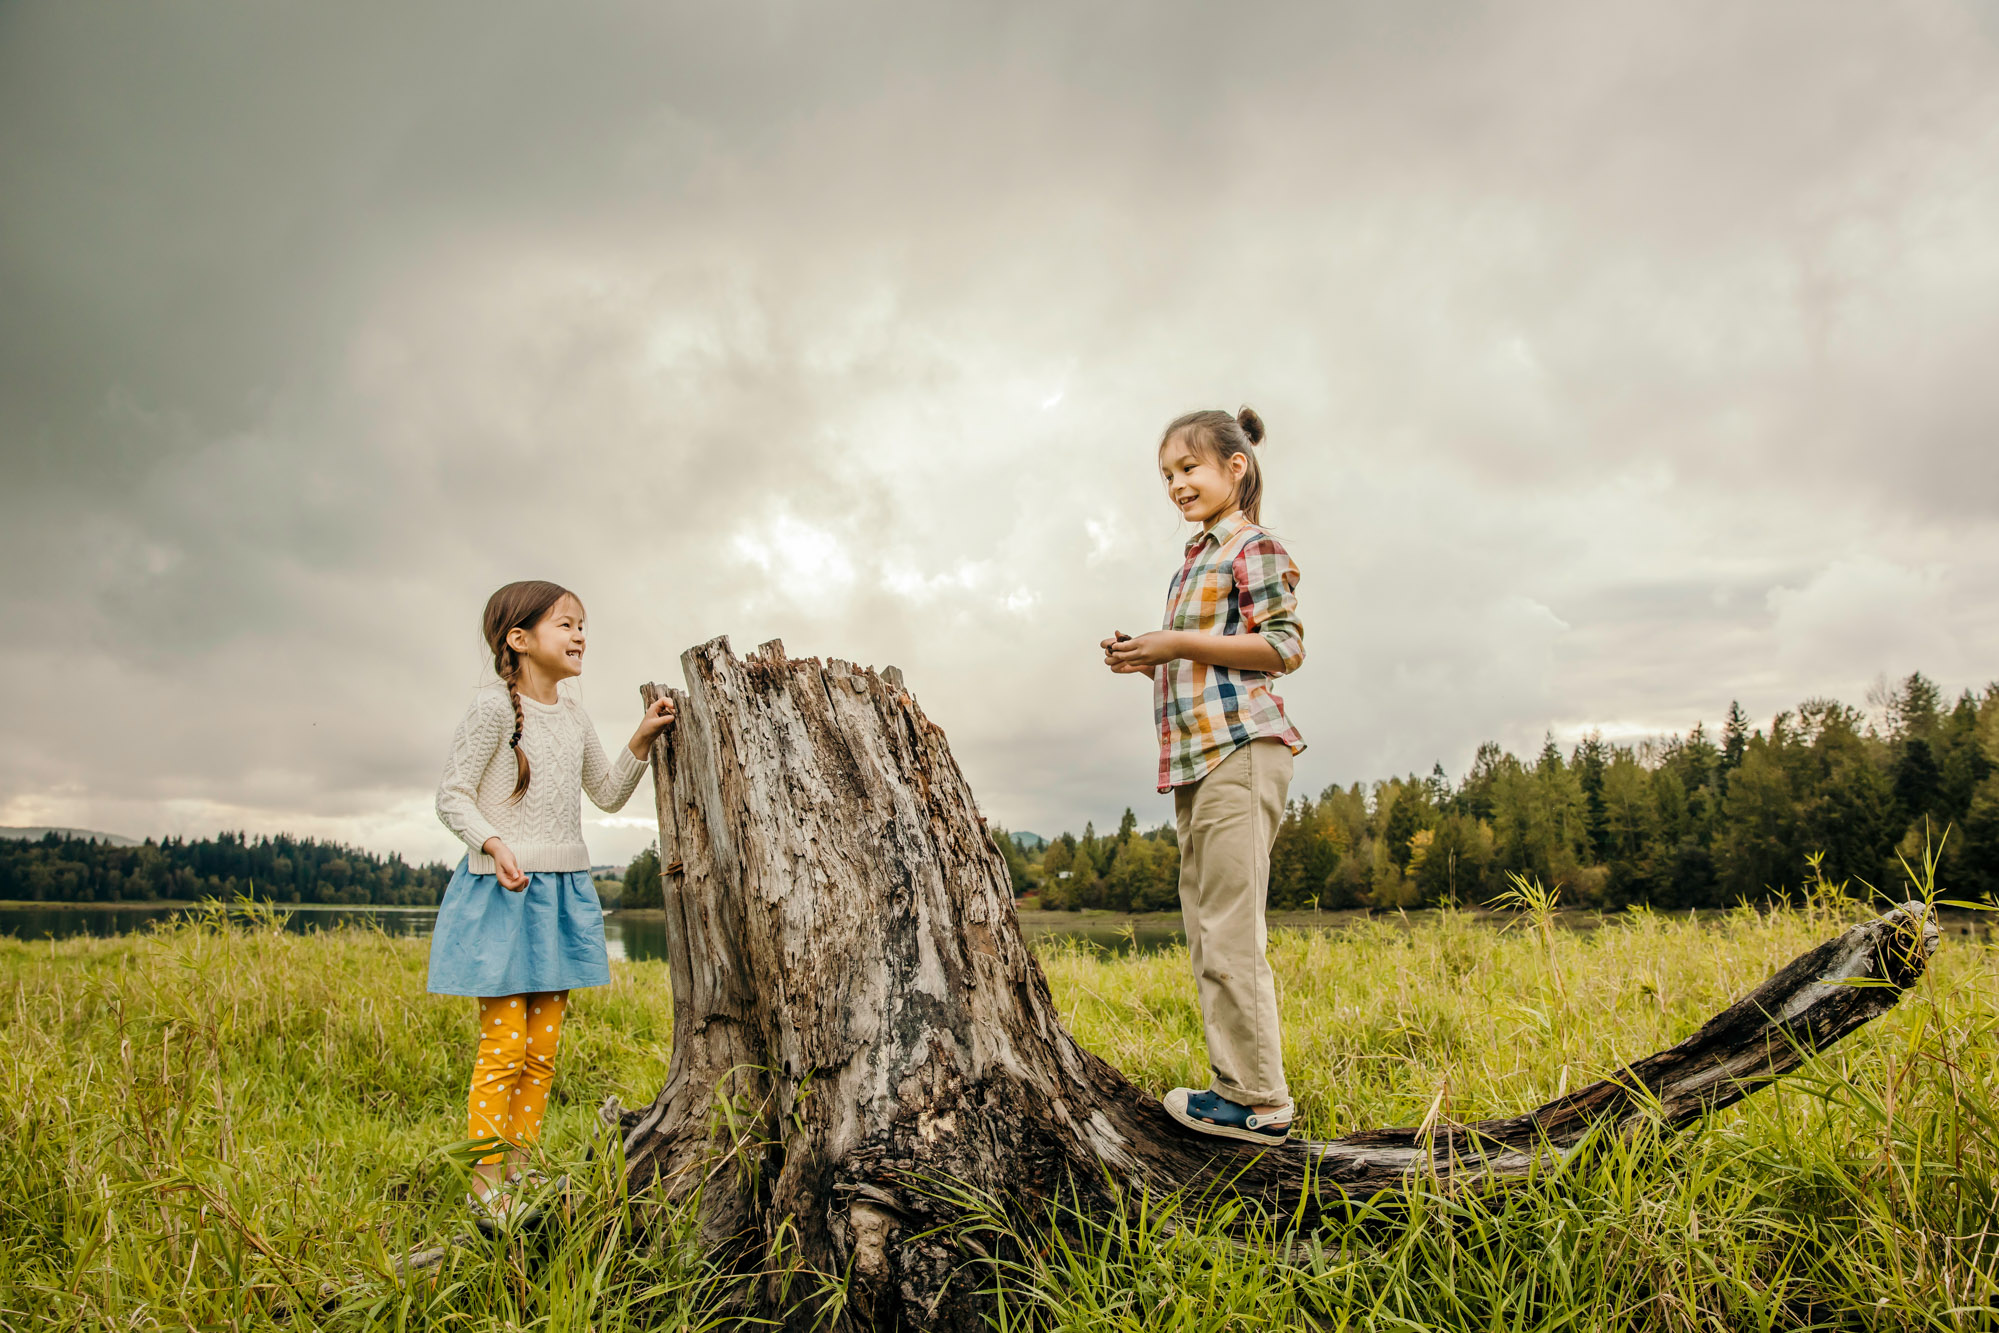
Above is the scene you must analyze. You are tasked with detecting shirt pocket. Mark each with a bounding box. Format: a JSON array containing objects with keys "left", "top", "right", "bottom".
[{"left": 1171, "top": 563, "right": 1234, "bottom": 632}]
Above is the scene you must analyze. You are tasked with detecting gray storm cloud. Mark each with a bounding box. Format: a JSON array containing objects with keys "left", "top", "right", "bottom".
[{"left": 3, "top": 1, "right": 1997, "bottom": 864}]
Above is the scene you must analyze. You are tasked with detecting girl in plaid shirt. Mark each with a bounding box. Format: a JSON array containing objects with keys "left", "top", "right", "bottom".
[{"left": 1102, "top": 406, "right": 1306, "bottom": 1144}]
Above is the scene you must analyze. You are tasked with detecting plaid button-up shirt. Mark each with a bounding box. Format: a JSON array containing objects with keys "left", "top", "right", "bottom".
[{"left": 1153, "top": 511, "right": 1306, "bottom": 791}]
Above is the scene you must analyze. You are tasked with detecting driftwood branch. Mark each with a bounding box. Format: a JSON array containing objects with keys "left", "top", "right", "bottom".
[{"left": 1274, "top": 900, "right": 1938, "bottom": 1190}]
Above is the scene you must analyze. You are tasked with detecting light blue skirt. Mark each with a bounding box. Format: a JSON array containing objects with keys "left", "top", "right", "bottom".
[{"left": 425, "top": 860, "right": 611, "bottom": 997}]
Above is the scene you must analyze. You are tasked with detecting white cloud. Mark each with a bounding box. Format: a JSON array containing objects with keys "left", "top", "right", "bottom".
[
  {"left": 732, "top": 514, "right": 858, "bottom": 606},
  {"left": 1768, "top": 557, "right": 1959, "bottom": 684}
]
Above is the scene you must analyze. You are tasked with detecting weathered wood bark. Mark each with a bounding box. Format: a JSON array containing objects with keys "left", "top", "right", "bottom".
[{"left": 620, "top": 637, "right": 1938, "bottom": 1331}]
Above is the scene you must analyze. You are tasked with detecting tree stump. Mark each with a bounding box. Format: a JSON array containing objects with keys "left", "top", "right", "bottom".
[{"left": 618, "top": 637, "right": 1938, "bottom": 1331}]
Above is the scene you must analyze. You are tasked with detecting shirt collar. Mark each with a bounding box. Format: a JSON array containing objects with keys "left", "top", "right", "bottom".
[{"left": 1187, "top": 509, "right": 1249, "bottom": 553}]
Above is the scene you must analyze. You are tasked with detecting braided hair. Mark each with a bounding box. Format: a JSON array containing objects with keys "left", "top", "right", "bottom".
[
  {"left": 1159, "top": 406, "right": 1268, "bottom": 524},
  {"left": 480, "top": 580, "right": 580, "bottom": 804}
]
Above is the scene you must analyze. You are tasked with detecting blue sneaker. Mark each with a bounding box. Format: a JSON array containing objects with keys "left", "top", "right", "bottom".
[{"left": 1162, "top": 1087, "right": 1293, "bottom": 1144}]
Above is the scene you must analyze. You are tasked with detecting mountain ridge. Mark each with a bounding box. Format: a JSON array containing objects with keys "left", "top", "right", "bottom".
[{"left": 1, "top": 826, "right": 140, "bottom": 847}]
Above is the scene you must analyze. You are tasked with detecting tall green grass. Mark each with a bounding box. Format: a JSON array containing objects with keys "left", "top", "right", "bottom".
[{"left": 2, "top": 894, "right": 1993, "bottom": 1330}]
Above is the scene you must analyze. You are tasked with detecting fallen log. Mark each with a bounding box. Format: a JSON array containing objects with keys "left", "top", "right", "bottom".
[{"left": 618, "top": 636, "right": 1937, "bottom": 1331}]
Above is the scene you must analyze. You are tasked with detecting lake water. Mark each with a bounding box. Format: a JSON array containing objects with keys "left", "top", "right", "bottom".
[
  {"left": 0, "top": 902, "right": 1195, "bottom": 959},
  {"left": 5, "top": 901, "right": 1985, "bottom": 960}
]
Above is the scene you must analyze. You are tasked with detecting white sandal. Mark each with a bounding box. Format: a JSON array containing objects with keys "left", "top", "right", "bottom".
[
  {"left": 466, "top": 1186, "right": 512, "bottom": 1234},
  {"left": 503, "top": 1168, "right": 566, "bottom": 1223}
]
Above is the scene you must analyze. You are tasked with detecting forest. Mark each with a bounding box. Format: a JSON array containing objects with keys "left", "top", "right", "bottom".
[
  {"left": 0, "top": 830, "right": 452, "bottom": 905},
  {"left": 9, "top": 672, "right": 1993, "bottom": 915},
  {"left": 1001, "top": 672, "right": 1999, "bottom": 912}
]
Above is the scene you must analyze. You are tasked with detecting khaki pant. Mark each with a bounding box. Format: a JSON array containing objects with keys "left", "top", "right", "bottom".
[{"left": 1173, "top": 737, "right": 1293, "bottom": 1106}]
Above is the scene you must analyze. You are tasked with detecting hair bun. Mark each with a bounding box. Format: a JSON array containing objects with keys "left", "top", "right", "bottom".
[{"left": 1236, "top": 406, "right": 1265, "bottom": 445}]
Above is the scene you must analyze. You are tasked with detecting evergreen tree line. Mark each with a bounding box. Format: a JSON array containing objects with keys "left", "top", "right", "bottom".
[
  {"left": 0, "top": 830, "right": 453, "bottom": 906},
  {"left": 24, "top": 672, "right": 1984, "bottom": 914},
  {"left": 999, "top": 673, "right": 1999, "bottom": 913},
  {"left": 621, "top": 844, "right": 664, "bottom": 908}
]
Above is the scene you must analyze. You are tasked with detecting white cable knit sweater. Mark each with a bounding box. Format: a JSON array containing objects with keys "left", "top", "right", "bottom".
[{"left": 435, "top": 682, "right": 649, "bottom": 874}]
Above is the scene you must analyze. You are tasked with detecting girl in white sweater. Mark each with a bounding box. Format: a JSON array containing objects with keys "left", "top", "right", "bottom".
[{"left": 431, "top": 579, "right": 673, "bottom": 1224}]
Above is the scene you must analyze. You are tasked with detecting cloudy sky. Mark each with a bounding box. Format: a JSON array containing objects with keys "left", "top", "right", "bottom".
[{"left": 4, "top": 2, "right": 1998, "bottom": 867}]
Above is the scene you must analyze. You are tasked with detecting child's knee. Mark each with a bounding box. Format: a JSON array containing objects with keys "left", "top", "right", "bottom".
[
  {"left": 526, "top": 995, "right": 566, "bottom": 1041},
  {"left": 481, "top": 997, "right": 533, "bottom": 1037},
  {"left": 476, "top": 998, "right": 531, "bottom": 1068},
  {"left": 522, "top": 993, "right": 565, "bottom": 1071}
]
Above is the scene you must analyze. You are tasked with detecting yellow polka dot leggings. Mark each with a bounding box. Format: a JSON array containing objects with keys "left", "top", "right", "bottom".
[{"left": 469, "top": 992, "right": 567, "bottom": 1164}]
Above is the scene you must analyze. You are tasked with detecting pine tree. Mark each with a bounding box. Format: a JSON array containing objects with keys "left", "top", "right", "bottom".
[
  {"left": 622, "top": 843, "right": 664, "bottom": 909},
  {"left": 990, "top": 825, "right": 1033, "bottom": 896},
  {"left": 1722, "top": 701, "right": 1748, "bottom": 770},
  {"left": 1460, "top": 741, "right": 1506, "bottom": 821},
  {"left": 1891, "top": 672, "right": 1942, "bottom": 739},
  {"left": 1893, "top": 738, "right": 1943, "bottom": 822},
  {"left": 1377, "top": 776, "right": 1441, "bottom": 874},
  {"left": 1574, "top": 732, "right": 1611, "bottom": 862}
]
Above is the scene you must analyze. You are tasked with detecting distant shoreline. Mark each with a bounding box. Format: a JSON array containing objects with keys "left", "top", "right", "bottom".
[
  {"left": 0, "top": 899, "right": 441, "bottom": 913},
  {"left": 7, "top": 900, "right": 1980, "bottom": 938}
]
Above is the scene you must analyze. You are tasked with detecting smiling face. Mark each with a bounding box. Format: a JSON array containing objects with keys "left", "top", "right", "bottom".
[
  {"left": 507, "top": 593, "right": 587, "bottom": 682},
  {"left": 1159, "top": 431, "right": 1250, "bottom": 528}
]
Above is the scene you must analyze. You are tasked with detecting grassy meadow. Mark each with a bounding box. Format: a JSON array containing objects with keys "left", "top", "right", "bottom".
[{"left": 2, "top": 891, "right": 1995, "bottom": 1331}]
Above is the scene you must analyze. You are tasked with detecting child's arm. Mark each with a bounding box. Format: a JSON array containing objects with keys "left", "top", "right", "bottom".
[
  {"left": 1233, "top": 535, "right": 1305, "bottom": 674},
  {"left": 436, "top": 695, "right": 529, "bottom": 890},
  {"left": 629, "top": 696, "right": 676, "bottom": 759},
  {"left": 580, "top": 697, "right": 675, "bottom": 812},
  {"left": 1104, "top": 536, "right": 1302, "bottom": 676},
  {"left": 1106, "top": 630, "right": 1282, "bottom": 674}
]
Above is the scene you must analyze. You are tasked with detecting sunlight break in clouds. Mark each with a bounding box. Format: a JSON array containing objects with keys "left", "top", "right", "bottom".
[{"left": 733, "top": 514, "right": 858, "bottom": 607}]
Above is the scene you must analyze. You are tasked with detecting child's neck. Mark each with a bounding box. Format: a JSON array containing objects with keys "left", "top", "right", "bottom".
[
  {"left": 515, "top": 664, "right": 562, "bottom": 705},
  {"left": 1200, "top": 506, "right": 1241, "bottom": 533}
]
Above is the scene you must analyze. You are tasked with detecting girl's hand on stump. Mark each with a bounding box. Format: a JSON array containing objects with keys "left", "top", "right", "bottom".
[
  {"left": 1105, "top": 630, "right": 1176, "bottom": 674},
  {"left": 483, "top": 838, "right": 528, "bottom": 891},
  {"left": 629, "top": 695, "right": 677, "bottom": 758}
]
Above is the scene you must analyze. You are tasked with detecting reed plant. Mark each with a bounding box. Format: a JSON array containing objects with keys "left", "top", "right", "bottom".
[{"left": 2, "top": 890, "right": 1994, "bottom": 1330}]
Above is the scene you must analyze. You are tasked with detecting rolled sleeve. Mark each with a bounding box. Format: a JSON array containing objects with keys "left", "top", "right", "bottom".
[{"left": 1234, "top": 538, "right": 1305, "bottom": 674}]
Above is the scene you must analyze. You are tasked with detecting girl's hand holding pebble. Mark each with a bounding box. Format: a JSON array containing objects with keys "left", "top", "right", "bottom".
[
  {"left": 628, "top": 695, "right": 677, "bottom": 758},
  {"left": 1103, "top": 630, "right": 1176, "bottom": 673}
]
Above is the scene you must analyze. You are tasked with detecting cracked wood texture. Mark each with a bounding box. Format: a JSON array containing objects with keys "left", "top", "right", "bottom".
[{"left": 617, "top": 636, "right": 1938, "bottom": 1332}]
